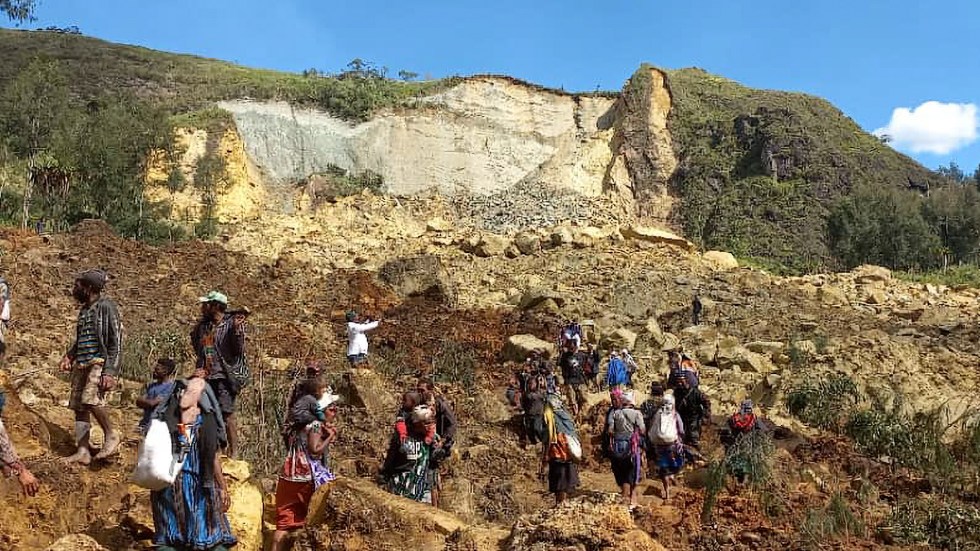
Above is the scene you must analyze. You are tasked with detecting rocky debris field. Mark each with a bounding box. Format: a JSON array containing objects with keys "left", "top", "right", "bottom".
[{"left": 1, "top": 200, "right": 979, "bottom": 549}]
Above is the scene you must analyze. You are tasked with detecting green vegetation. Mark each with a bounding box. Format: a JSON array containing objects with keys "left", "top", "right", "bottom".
[
  {"left": 882, "top": 498, "right": 980, "bottom": 550},
  {"left": 786, "top": 373, "right": 860, "bottom": 432},
  {"left": 0, "top": 29, "right": 454, "bottom": 122},
  {"left": 801, "top": 493, "right": 866, "bottom": 544},
  {"left": 1, "top": 0, "right": 35, "bottom": 22},
  {"left": 663, "top": 66, "right": 942, "bottom": 273},
  {"left": 120, "top": 330, "right": 191, "bottom": 382}
]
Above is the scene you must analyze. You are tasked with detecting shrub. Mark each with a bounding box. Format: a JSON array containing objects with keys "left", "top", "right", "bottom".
[
  {"left": 724, "top": 430, "right": 776, "bottom": 487},
  {"left": 801, "top": 493, "right": 865, "bottom": 545},
  {"left": 881, "top": 498, "right": 980, "bottom": 550},
  {"left": 786, "top": 374, "right": 860, "bottom": 432},
  {"left": 700, "top": 459, "right": 728, "bottom": 523},
  {"left": 430, "top": 339, "right": 477, "bottom": 390}
]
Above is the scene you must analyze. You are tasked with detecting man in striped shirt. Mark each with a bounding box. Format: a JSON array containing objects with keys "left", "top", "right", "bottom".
[{"left": 59, "top": 269, "right": 123, "bottom": 465}]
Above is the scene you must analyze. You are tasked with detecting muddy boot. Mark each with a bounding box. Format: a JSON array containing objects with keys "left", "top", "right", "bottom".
[{"left": 94, "top": 431, "right": 121, "bottom": 460}]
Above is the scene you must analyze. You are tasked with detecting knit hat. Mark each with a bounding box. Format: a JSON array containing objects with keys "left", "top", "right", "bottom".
[
  {"left": 345, "top": 310, "right": 356, "bottom": 322},
  {"left": 76, "top": 269, "right": 107, "bottom": 291},
  {"left": 740, "top": 399, "right": 754, "bottom": 414},
  {"left": 649, "top": 381, "right": 664, "bottom": 396}
]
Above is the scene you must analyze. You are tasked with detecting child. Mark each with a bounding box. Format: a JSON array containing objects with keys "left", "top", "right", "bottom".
[
  {"left": 394, "top": 391, "right": 436, "bottom": 445},
  {"left": 136, "top": 358, "right": 178, "bottom": 432}
]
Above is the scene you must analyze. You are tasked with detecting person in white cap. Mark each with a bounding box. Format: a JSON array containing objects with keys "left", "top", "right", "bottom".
[{"left": 191, "top": 290, "right": 248, "bottom": 458}]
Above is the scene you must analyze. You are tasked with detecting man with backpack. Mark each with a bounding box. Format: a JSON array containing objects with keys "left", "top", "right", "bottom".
[
  {"left": 558, "top": 347, "right": 588, "bottom": 416},
  {"left": 191, "top": 291, "right": 248, "bottom": 459},
  {"left": 605, "top": 351, "right": 629, "bottom": 391},
  {"left": 606, "top": 390, "right": 645, "bottom": 510},
  {"left": 674, "top": 373, "right": 710, "bottom": 450},
  {"left": 60, "top": 269, "right": 123, "bottom": 464}
]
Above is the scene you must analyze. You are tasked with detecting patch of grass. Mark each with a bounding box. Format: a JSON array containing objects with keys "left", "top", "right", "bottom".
[
  {"left": 786, "top": 374, "right": 860, "bottom": 432},
  {"left": 724, "top": 430, "right": 776, "bottom": 488},
  {"left": 801, "top": 493, "right": 865, "bottom": 545},
  {"left": 170, "top": 106, "right": 235, "bottom": 135},
  {"left": 896, "top": 265, "right": 980, "bottom": 289}
]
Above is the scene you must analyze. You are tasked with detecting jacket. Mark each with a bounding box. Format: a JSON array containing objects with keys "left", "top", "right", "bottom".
[
  {"left": 67, "top": 296, "right": 123, "bottom": 377},
  {"left": 606, "top": 357, "right": 628, "bottom": 387},
  {"left": 346, "top": 320, "right": 379, "bottom": 356},
  {"left": 191, "top": 314, "right": 246, "bottom": 380}
]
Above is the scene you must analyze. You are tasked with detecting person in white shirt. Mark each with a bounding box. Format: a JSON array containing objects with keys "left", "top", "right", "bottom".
[{"left": 346, "top": 311, "right": 379, "bottom": 366}]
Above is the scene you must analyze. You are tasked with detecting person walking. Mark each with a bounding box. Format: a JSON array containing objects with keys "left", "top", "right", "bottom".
[
  {"left": 606, "top": 391, "right": 645, "bottom": 510},
  {"left": 540, "top": 393, "right": 580, "bottom": 506},
  {"left": 60, "top": 269, "right": 122, "bottom": 464},
  {"left": 191, "top": 291, "right": 248, "bottom": 459}
]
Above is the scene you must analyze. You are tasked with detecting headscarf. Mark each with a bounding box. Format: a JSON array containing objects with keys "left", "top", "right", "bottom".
[
  {"left": 411, "top": 404, "right": 432, "bottom": 424},
  {"left": 662, "top": 393, "right": 676, "bottom": 414},
  {"left": 622, "top": 390, "right": 635, "bottom": 406},
  {"left": 649, "top": 381, "right": 664, "bottom": 396},
  {"left": 544, "top": 392, "right": 577, "bottom": 441},
  {"left": 740, "top": 399, "right": 754, "bottom": 415}
]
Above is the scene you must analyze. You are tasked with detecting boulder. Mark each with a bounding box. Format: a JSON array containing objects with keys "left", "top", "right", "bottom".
[
  {"left": 602, "top": 327, "right": 638, "bottom": 351},
  {"left": 644, "top": 317, "right": 665, "bottom": 346},
  {"left": 703, "top": 250, "right": 739, "bottom": 270},
  {"left": 861, "top": 285, "right": 887, "bottom": 305},
  {"left": 745, "top": 341, "right": 786, "bottom": 358},
  {"left": 508, "top": 495, "right": 668, "bottom": 551},
  {"left": 659, "top": 332, "right": 680, "bottom": 351},
  {"left": 425, "top": 217, "right": 452, "bottom": 232},
  {"left": 818, "top": 285, "right": 848, "bottom": 306},
  {"left": 44, "top": 535, "right": 108, "bottom": 551},
  {"left": 378, "top": 255, "right": 457, "bottom": 304},
  {"left": 853, "top": 265, "right": 892, "bottom": 284},
  {"left": 620, "top": 225, "right": 695, "bottom": 251},
  {"left": 518, "top": 288, "right": 566, "bottom": 311},
  {"left": 513, "top": 232, "right": 542, "bottom": 255},
  {"left": 715, "top": 338, "right": 775, "bottom": 373},
  {"left": 223, "top": 459, "right": 264, "bottom": 551},
  {"left": 335, "top": 368, "right": 398, "bottom": 414},
  {"left": 549, "top": 227, "right": 574, "bottom": 248},
  {"left": 474, "top": 234, "right": 511, "bottom": 257},
  {"left": 503, "top": 334, "right": 556, "bottom": 362}
]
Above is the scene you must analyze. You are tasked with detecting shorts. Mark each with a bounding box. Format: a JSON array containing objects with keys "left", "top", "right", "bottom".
[
  {"left": 68, "top": 361, "right": 107, "bottom": 411},
  {"left": 347, "top": 353, "right": 367, "bottom": 366},
  {"left": 275, "top": 478, "right": 315, "bottom": 530},
  {"left": 208, "top": 377, "right": 239, "bottom": 415}
]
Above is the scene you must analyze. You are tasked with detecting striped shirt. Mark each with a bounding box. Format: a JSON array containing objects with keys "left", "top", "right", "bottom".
[{"left": 74, "top": 306, "right": 103, "bottom": 365}]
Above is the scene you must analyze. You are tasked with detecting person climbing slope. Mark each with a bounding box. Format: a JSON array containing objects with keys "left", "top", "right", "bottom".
[
  {"left": 540, "top": 393, "right": 580, "bottom": 506},
  {"left": 648, "top": 393, "right": 685, "bottom": 500},
  {"left": 606, "top": 390, "right": 645, "bottom": 510},
  {"left": 605, "top": 350, "right": 629, "bottom": 391},
  {"left": 60, "top": 269, "right": 122, "bottom": 464}
]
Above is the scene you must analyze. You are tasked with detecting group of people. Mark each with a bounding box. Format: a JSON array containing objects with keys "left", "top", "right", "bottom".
[{"left": 509, "top": 320, "right": 768, "bottom": 509}]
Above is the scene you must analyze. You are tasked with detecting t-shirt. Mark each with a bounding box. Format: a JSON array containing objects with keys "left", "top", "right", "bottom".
[
  {"left": 280, "top": 420, "right": 322, "bottom": 482},
  {"left": 139, "top": 381, "right": 176, "bottom": 428},
  {"left": 607, "top": 407, "right": 646, "bottom": 438},
  {"left": 74, "top": 305, "right": 102, "bottom": 366}
]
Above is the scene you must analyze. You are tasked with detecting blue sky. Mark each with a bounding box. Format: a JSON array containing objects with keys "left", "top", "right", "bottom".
[{"left": 5, "top": 0, "right": 979, "bottom": 172}]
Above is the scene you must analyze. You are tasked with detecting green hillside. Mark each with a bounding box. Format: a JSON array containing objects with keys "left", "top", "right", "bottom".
[
  {"left": 0, "top": 28, "right": 965, "bottom": 273},
  {"left": 663, "top": 67, "right": 943, "bottom": 272}
]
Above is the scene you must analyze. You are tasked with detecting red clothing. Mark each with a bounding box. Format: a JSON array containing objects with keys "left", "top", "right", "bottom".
[
  {"left": 280, "top": 421, "right": 321, "bottom": 483},
  {"left": 275, "top": 479, "right": 314, "bottom": 530}
]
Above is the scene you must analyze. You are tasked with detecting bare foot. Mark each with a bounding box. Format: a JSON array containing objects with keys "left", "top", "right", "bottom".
[
  {"left": 63, "top": 447, "right": 92, "bottom": 465},
  {"left": 94, "top": 432, "right": 121, "bottom": 460}
]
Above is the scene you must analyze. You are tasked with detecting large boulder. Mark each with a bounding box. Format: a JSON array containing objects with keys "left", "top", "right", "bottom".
[
  {"left": 620, "top": 225, "right": 695, "bottom": 251},
  {"left": 378, "top": 255, "right": 457, "bottom": 304},
  {"left": 503, "top": 334, "right": 556, "bottom": 361},
  {"left": 508, "top": 495, "right": 668, "bottom": 551},
  {"left": 818, "top": 285, "right": 848, "bottom": 306},
  {"left": 425, "top": 217, "right": 453, "bottom": 232},
  {"left": 853, "top": 264, "right": 892, "bottom": 284},
  {"left": 335, "top": 368, "right": 398, "bottom": 414},
  {"left": 703, "top": 250, "right": 739, "bottom": 270},
  {"left": 549, "top": 227, "right": 574, "bottom": 248},
  {"left": 715, "top": 337, "right": 776, "bottom": 373},
  {"left": 518, "top": 288, "right": 566, "bottom": 311},
  {"left": 513, "top": 232, "right": 542, "bottom": 255},
  {"left": 601, "top": 327, "right": 638, "bottom": 351},
  {"left": 474, "top": 234, "right": 512, "bottom": 257},
  {"left": 223, "top": 459, "right": 264, "bottom": 551}
]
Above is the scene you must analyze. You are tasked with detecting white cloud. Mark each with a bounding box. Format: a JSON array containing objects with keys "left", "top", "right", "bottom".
[{"left": 874, "top": 101, "right": 978, "bottom": 155}]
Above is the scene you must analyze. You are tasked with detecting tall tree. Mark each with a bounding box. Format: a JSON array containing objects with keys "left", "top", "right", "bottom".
[
  {"left": 0, "top": 59, "right": 72, "bottom": 227},
  {"left": 0, "top": 0, "right": 35, "bottom": 22}
]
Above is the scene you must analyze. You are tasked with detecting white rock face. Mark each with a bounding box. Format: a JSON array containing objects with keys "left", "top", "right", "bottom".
[{"left": 219, "top": 77, "right": 620, "bottom": 197}]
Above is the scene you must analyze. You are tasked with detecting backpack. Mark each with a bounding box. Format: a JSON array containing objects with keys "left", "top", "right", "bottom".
[{"left": 650, "top": 407, "right": 679, "bottom": 444}]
